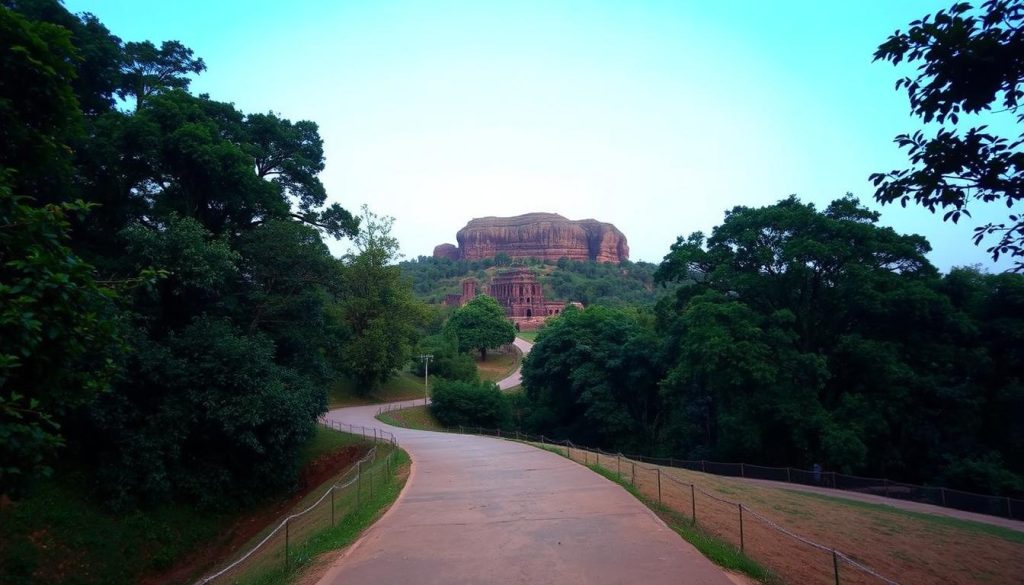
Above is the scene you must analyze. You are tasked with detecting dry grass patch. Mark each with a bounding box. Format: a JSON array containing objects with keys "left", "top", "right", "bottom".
[
  {"left": 579, "top": 450, "right": 1023, "bottom": 585},
  {"left": 475, "top": 345, "right": 521, "bottom": 382}
]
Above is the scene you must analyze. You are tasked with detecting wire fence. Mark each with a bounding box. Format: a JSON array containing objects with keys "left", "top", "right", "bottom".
[
  {"left": 458, "top": 427, "right": 899, "bottom": 584},
  {"left": 645, "top": 457, "right": 1023, "bottom": 520},
  {"left": 193, "top": 421, "right": 400, "bottom": 585}
]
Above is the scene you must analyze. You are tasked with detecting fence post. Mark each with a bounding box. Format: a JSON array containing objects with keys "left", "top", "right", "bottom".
[
  {"left": 670, "top": 457, "right": 675, "bottom": 467},
  {"left": 357, "top": 460, "right": 362, "bottom": 507},
  {"left": 657, "top": 468, "right": 662, "bottom": 504},
  {"left": 691, "top": 484, "right": 696, "bottom": 523},
  {"left": 331, "top": 488, "right": 335, "bottom": 526},
  {"left": 832, "top": 548, "right": 840, "bottom": 585},
  {"left": 738, "top": 504, "right": 744, "bottom": 552},
  {"left": 940, "top": 487, "right": 946, "bottom": 506},
  {"left": 741, "top": 462, "right": 745, "bottom": 478},
  {"left": 285, "top": 518, "right": 290, "bottom": 568},
  {"left": 460, "top": 425, "right": 464, "bottom": 434},
  {"left": 787, "top": 467, "right": 792, "bottom": 483},
  {"left": 1007, "top": 497, "right": 1013, "bottom": 518},
  {"left": 617, "top": 454, "right": 621, "bottom": 478},
  {"left": 497, "top": 428, "right": 501, "bottom": 438},
  {"left": 701, "top": 459, "right": 706, "bottom": 473},
  {"left": 631, "top": 462, "right": 636, "bottom": 487}
]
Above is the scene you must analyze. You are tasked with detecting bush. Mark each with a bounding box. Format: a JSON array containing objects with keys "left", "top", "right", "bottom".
[
  {"left": 412, "top": 334, "right": 478, "bottom": 382},
  {"left": 430, "top": 379, "right": 510, "bottom": 429}
]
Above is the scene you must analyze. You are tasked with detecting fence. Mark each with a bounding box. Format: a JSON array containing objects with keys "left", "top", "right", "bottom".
[
  {"left": 378, "top": 400, "right": 1022, "bottom": 521},
  {"left": 375, "top": 406, "right": 909, "bottom": 584},
  {"left": 193, "top": 421, "right": 400, "bottom": 584},
  {"left": 641, "top": 457, "right": 1024, "bottom": 521}
]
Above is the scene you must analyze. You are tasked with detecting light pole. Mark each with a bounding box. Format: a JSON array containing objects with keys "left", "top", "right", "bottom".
[{"left": 419, "top": 354, "right": 433, "bottom": 405}]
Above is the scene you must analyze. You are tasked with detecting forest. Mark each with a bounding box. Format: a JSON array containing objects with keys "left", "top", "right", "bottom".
[
  {"left": 399, "top": 254, "right": 673, "bottom": 308},
  {"left": 519, "top": 196, "right": 1024, "bottom": 496},
  {"left": 2, "top": 0, "right": 1023, "bottom": 559},
  {"left": 0, "top": 0, "right": 427, "bottom": 511}
]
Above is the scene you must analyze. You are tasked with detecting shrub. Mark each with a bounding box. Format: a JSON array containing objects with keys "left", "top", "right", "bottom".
[{"left": 430, "top": 379, "right": 510, "bottom": 429}]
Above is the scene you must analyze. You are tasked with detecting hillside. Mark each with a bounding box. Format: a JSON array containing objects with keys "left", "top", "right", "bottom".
[{"left": 398, "top": 256, "right": 676, "bottom": 308}]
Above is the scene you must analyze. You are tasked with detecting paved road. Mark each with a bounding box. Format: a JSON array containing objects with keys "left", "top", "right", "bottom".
[
  {"left": 497, "top": 337, "right": 533, "bottom": 390},
  {"left": 317, "top": 370, "right": 734, "bottom": 584}
]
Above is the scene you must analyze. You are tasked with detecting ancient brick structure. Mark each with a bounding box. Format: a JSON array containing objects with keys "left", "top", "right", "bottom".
[{"left": 442, "top": 268, "right": 579, "bottom": 330}]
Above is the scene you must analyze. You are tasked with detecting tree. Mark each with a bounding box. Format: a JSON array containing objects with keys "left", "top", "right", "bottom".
[
  {"left": 444, "top": 295, "right": 515, "bottom": 361},
  {"left": 0, "top": 179, "right": 119, "bottom": 497},
  {"left": 0, "top": 5, "right": 81, "bottom": 200},
  {"left": 338, "top": 206, "right": 426, "bottom": 393},
  {"left": 118, "top": 40, "right": 206, "bottom": 111},
  {"left": 872, "top": 0, "right": 1024, "bottom": 270},
  {"left": 430, "top": 379, "right": 509, "bottom": 428},
  {"left": 520, "top": 306, "right": 665, "bottom": 450}
]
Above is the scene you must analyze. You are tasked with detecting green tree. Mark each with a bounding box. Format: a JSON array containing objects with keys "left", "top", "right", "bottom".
[
  {"left": 430, "top": 379, "right": 510, "bottom": 429},
  {"left": 0, "top": 179, "right": 119, "bottom": 496},
  {"left": 118, "top": 39, "right": 206, "bottom": 111},
  {"left": 520, "top": 306, "right": 664, "bottom": 450},
  {"left": 338, "top": 206, "right": 426, "bottom": 393},
  {"left": 872, "top": 0, "right": 1024, "bottom": 270},
  {"left": 444, "top": 294, "right": 515, "bottom": 361},
  {"left": 0, "top": 5, "right": 80, "bottom": 200}
]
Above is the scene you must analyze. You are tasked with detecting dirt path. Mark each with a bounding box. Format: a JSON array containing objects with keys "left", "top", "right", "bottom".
[{"left": 317, "top": 401, "right": 734, "bottom": 585}]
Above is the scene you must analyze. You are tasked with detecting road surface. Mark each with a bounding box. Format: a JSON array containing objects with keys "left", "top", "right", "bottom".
[{"left": 317, "top": 342, "right": 735, "bottom": 585}]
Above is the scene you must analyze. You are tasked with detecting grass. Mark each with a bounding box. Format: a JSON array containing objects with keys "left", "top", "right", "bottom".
[
  {"left": 377, "top": 405, "right": 445, "bottom": 432},
  {"left": 476, "top": 345, "right": 522, "bottom": 382},
  {"left": 516, "top": 330, "right": 541, "bottom": 342},
  {"left": 529, "top": 443, "right": 778, "bottom": 584},
  {"left": 328, "top": 370, "right": 427, "bottom": 407},
  {"left": 788, "top": 489, "right": 1024, "bottom": 545},
  {"left": 299, "top": 426, "right": 367, "bottom": 467},
  {"left": 233, "top": 448, "right": 410, "bottom": 585}
]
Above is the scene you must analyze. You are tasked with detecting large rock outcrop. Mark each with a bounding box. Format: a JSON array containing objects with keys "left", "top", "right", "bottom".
[{"left": 433, "top": 213, "right": 629, "bottom": 263}]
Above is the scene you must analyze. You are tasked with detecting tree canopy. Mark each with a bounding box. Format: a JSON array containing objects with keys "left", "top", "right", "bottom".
[
  {"left": 0, "top": 1, "right": 427, "bottom": 510},
  {"left": 872, "top": 0, "right": 1024, "bottom": 270},
  {"left": 444, "top": 295, "right": 516, "bottom": 361}
]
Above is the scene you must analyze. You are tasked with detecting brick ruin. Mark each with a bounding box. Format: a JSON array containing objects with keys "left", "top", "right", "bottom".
[{"left": 444, "top": 267, "right": 580, "bottom": 330}]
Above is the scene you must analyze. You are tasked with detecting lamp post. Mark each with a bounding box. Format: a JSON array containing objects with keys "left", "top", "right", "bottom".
[{"left": 419, "top": 354, "right": 433, "bottom": 405}]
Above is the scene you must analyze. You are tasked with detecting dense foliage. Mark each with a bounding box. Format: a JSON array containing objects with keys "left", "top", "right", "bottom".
[
  {"left": 430, "top": 379, "right": 510, "bottom": 429},
  {"left": 0, "top": 1, "right": 424, "bottom": 510},
  {"left": 872, "top": 0, "right": 1024, "bottom": 270},
  {"left": 520, "top": 196, "right": 1024, "bottom": 496},
  {"left": 444, "top": 295, "right": 516, "bottom": 361},
  {"left": 398, "top": 255, "right": 672, "bottom": 308}
]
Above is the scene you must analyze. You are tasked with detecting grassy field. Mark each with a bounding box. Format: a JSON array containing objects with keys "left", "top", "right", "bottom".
[
  {"left": 516, "top": 330, "right": 541, "bottom": 342},
  {"left": 0, "top": 426, "right": 373, "bottom": 585},
  {"left": 545, "top": 443, "right": 1023, "bottom": 585},
  {"left": 377, "top": 405, "right": 445, "bottom": 432},
  {"left": 328, "top": 370, "right": 426, "bottom": 407},
  {"left": 476, "top": 345, "right": 522, "bottom": 382}
]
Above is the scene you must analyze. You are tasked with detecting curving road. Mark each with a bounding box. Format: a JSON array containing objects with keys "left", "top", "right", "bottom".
[{"left": 316, "top": 337, "right": 734, "bottom": 585}]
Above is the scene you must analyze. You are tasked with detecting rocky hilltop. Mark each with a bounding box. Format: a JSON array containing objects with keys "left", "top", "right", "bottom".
[{"left": 433, "top": 213, "right": 629, "bottom": 263}]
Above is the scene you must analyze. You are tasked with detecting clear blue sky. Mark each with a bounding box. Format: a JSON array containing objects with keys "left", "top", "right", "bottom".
[{"left": 66, "top": 0, "right": 1010, "bottom": 271}]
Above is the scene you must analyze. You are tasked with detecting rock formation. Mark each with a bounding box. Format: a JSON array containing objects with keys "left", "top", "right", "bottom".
[{"left": 433, "top": 213, "right": 629, "bottom": 263}]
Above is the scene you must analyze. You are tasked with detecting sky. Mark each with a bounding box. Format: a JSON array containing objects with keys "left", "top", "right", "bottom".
[{"left": 66, "top": 0, "right": 1013, "bottom": 271}]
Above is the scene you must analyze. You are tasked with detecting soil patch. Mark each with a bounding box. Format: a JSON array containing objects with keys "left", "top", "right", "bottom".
[{"left": 143, "top": 445, "right": 367, "bottom": 585}]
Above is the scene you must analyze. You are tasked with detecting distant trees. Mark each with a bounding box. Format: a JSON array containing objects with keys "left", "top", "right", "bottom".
[
  {"left": 872, "top": 0, "right": 1024, "bottom": 270},
  {"left": 444, "top": 295, "right": 515, "bottom": 361},
  {"left": 519, "top": 196, "right": 1024, "bottom": 496}
]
